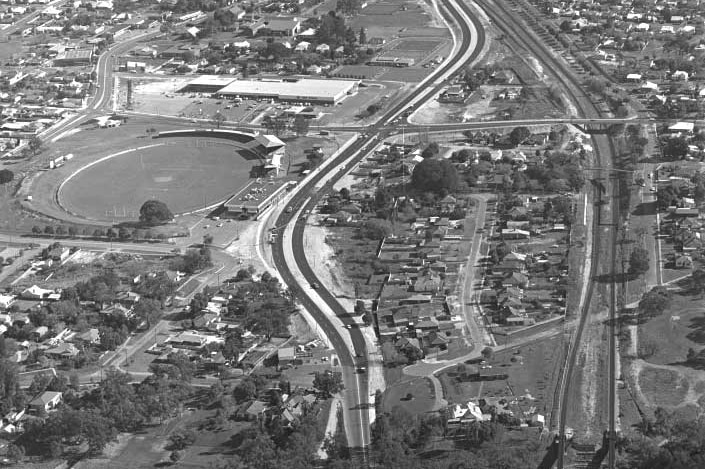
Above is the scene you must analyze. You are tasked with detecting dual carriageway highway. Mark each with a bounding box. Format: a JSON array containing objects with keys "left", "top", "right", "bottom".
[{"left": 270, "top": 0, "right": 487, "bottom": 457}]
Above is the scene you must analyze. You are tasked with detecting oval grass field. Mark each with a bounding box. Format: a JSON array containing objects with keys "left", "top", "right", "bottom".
[{"left": 59, "top": 137, "right": 254, "bottom": 222}]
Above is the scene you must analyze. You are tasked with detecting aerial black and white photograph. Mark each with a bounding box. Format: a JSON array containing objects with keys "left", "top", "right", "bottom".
[{"left": 0, "top": 0, "right": 701, "bottom": 467}]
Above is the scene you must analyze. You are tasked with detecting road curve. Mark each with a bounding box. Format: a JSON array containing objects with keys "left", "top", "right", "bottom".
[{"left": 270, "top": 0, "right": 486, "bottom": 457}]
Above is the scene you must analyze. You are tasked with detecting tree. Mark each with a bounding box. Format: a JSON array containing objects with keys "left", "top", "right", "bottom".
[
  {"left": 27, "top": 136, "right": 43, "bottom": 157},
  {"left": 44, "top": 226, "right": 54, "bottom": 235},
  {"left": 638, "top": 286, "right": 671, "bottom": 322},
  {"left": 223, "top": 330, "right": 242, "bottom": 361},
  {"left": 361, "top": 219, "right": 393, "bottom": 239},
  {"left": 169, "top": 429, "right": 196, "bottom": 450},
  {"left": 6, "top": 444, "right": 24, "bottom": 462},
  {"left": 509, "top": 126, "right": 531, "bottom": 146},
  {"left": 211, "top": 111, "right": 226, "bottom": 129},
  {"left": 133, "top": 298, "right": 161, "bottom": 328},
  {"left": 203, "top": 234, "right": 214, "bottom": 245},
  {"left": 628, "top": 247, "right": 650, "bottom": 277},
  {"left": 421, "top": 142, "right": 440, "bottom": 159},
  {"left": 0, "top": 169, "right": 14, "bottom": 184},
  {"left": 313, "top": 371, "right": 344, "bottom": 397},
  {"left": 481, "top": 347, "right": 494, "bottom": 360},
  {"left": 411, "top": 158, "right": 459, "bottom": 193},
  {"left": 359, "top": 27, "right": 366, "bottom": 44},
  {"left": 32, "top": 225, "right": 42, "bottom": 234},
  {"left": 234, "top": 378, "right": 258, "bottom": 403},
  {"left": 170, "top": 450, "right": 184, "bottom": 463},
  {"left": 139, "top": 200, "right": 173, "bottom": 225},
  {"left": 691, "top": 269, "right": 705, "bottom": 296},
  {"left": 403, "top": 346, "right": 423, "bottom": 364},
  {"left": 662, "top": 136, "right": 688, "bottom": 160},
  {"left": 293, "top": 115, "right": 310, "bottom": 136}
]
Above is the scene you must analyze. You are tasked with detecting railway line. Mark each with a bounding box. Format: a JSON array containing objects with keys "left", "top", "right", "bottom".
[{"left": 473, "top": 0, "right": 622, "bottom": 467}]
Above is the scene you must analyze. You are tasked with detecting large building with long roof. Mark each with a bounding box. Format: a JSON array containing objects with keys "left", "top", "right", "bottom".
[{"left": 215, "top": 78, "right": 358, "bottom": 104}]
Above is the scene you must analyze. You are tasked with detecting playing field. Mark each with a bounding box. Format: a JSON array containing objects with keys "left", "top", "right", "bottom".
[{"left": 59, "top": 137, "right": 254, "bottom": 222}]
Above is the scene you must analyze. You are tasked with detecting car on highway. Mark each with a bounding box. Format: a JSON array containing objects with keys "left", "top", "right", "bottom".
[
  {"left": 286, "top": 206, "right": 293, "bottom": 213},
  {"left": 216, "top": 223, "right": 223, "bottom": 227},
  {"left": 356, "top": 367, "right": 366, "bottom": 373},
  {"left": 310, "top": 282, "right": 319, "bottom": 289}
]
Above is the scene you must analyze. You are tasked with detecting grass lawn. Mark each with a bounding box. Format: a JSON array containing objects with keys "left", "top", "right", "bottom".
[
  {"left": 438, "top": 336, "right": 564, "bottom": 418},
  {"left": 638, "top": 295, "right": 705, "bottom": 366},
  {"left": 59, "top": 137, "right": 253, "bottom": 221},
  {"left": 378, "top": 67, "right": 432, "bottom": 83},
  {"left": 638, "top": 367, "right": 689, "bottom": 408},
  {"left": 382, "top": 375, "right": 436, "bottom": 414}
]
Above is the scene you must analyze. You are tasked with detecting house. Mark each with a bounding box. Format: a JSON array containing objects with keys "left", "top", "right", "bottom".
[
  {"left": 192, "top": 312, "right": 220, "bottom": 330},
  {"left": 675, "top": 255, "right": 693, "bottom": 269},
  {"left": 440, "top": 194, "right": 457, "bottom": 213},
  {"left": 503, "top": 272, "right": 529, "bottom": 288},
  {"left": 395, "top": 337, "right": 422, "bottom": 355},
  {"left": 295, "top": 41, "right": 310, "bottom": 52},
  {"left": 167, "top": 331, "right": 209, "bottom": 349},
  {"left": 425, "top": 331, "right": 448, "bottom": 350},
  {"left": 203, "top": 352, "right": 227, "bottom": 370},
  {"left": 72, "top": 328, "right": 100, "bottom": 345},
  {"left": 501, "top": 228, "right": 530, "bottom": 240},
  {"left": 46, "top": 245, "right": 70, "bottom": 262},
  {"left": 21, "top": 285, "right": 55, "bottom": 300},
  {"left": 45, "top": 343, "right": 79, "bottom": 359},
  {"left": 259, "top": 17, "right": 301, "bottom": 36},
  {"left": 277, "top": 346, "right": 296, "bottom": 367},
  {"left": 115, "top": 291, "right": 140, "bottom": 307},
  {"left": 30, "top": 326, "right": 49, "bottom": 341},
  {"left": 0, "top": 295, "right": 14, "bottom": 310},
  {"left": 101, "top": 303, "right": 134, "bottom": 319},
  {"left": 244, "top": 400, "right": 268, "bottom": 420},
  {"left": 530, "top": 414, "right": 545, "bottom": 427},
  {"left": 28, "top": 391, "right": 62, "bottom": 414}
]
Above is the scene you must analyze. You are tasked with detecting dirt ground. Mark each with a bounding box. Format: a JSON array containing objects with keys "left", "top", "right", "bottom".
[{"left": 620, "top": 295, "right": 705, "bottom": 425}]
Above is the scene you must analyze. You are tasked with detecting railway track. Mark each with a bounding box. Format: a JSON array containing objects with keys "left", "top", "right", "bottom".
[{"left": 473, "top": 0, "right": 622, "bottom": 467}]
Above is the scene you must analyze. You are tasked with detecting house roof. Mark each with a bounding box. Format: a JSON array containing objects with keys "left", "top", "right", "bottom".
[
  {"left": 278, "top": 346, "right": 296, "bottom": 360},
  {"left": 29, "top": 391, "right": 62, "bottom": 406},
  {"left": 46, "top": 343, "right": 79, "bottom": 357}
]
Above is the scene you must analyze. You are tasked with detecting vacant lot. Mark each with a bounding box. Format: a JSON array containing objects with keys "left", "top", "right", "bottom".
[
  {"left": 626, "top": 292, "right": 705, "bottom": 417},
  {"left": 438, "top": 336, "right": 564, "bottom": 420},
  {"left": 638, "top": 367, "right": 689, "bottom": 408},
  {"left": 382, "top": 375, "right": 436, "bottom": 414},
  {"left": 350, "top": 0, "right": 432, "bottom": 39},
  {"left": 59, "top": 137, "right": 253, "bottom": 221},
  {"left": 638, "top": 300, "right": 705, "bottom": 366}
]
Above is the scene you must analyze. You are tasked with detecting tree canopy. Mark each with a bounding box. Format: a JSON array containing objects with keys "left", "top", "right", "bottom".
[
  {"left": 508, "top": 126, "right": 531, "bottom": 146},
  {"left": 0, "top": 169, "right": 14, "bottom": 185},
  {"left": 628, "top": 247, "right": 650, "bottom": 277},
  {"left": 139, "top": 200, "right": 173, "bottom": 225},
  {"left": 411, "top": 158, "right": 459, "bottom": 194},
  {"left": 313, "top": 371, "right": 344, "bottom": 397}
]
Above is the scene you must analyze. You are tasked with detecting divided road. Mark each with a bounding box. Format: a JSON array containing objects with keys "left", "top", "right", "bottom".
[{"left": 270, "top": 0, "right": 486, "bottom": 456}]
